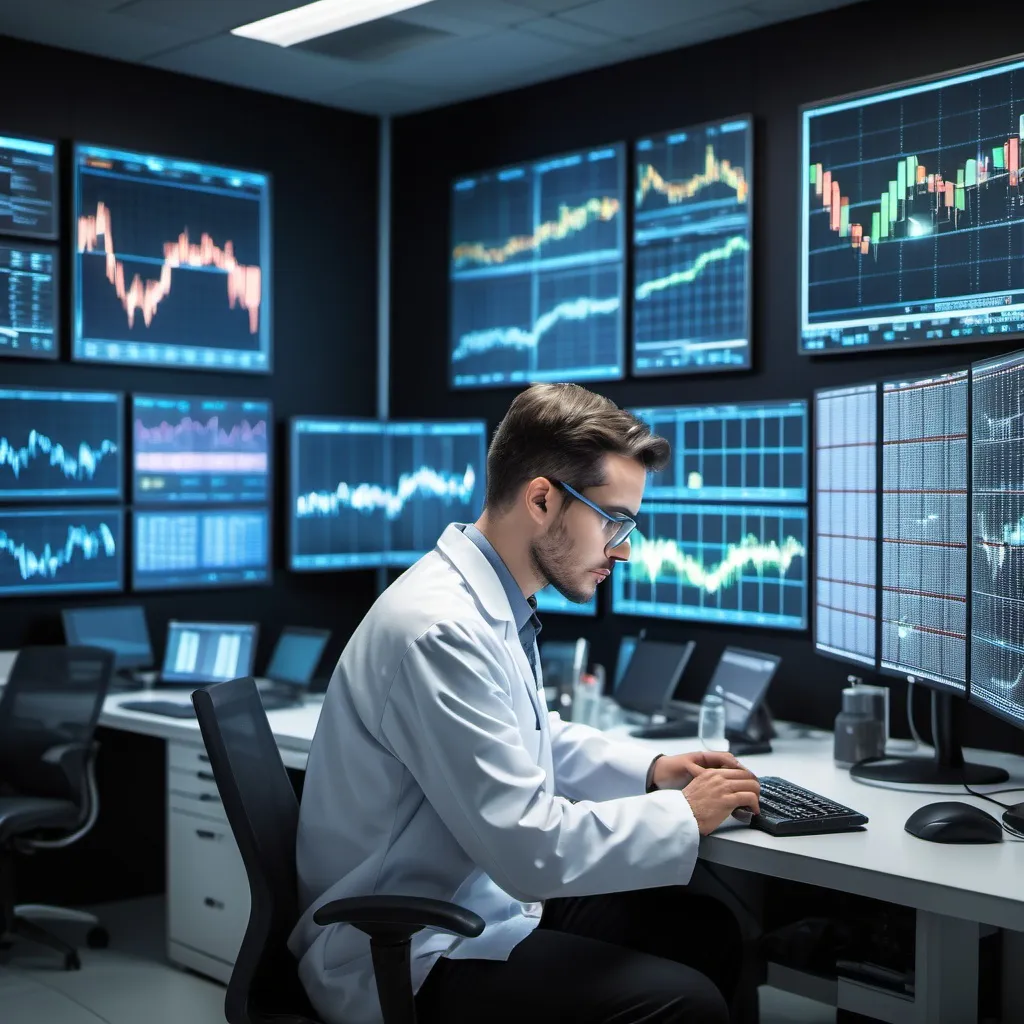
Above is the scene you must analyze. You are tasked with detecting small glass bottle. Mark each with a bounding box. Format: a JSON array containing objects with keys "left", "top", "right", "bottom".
[{"left": 698, "top": 692, "right": 729, "bottom": 752}]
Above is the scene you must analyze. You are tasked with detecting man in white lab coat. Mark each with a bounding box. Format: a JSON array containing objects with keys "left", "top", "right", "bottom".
[{"left": 290, "top": 383, "right": 761, "bottom": 1024}]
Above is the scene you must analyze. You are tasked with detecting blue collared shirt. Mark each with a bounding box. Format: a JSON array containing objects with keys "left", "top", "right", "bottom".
[{"left": 461, "top": 523, "right": 542, "bottom": 669}]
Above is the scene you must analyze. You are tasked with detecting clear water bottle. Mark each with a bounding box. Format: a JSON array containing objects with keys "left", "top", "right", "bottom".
[
  {"left": 698, "top": 692, "right": 729, "bottom": 752},
  {"left": 572, "top": 673, "right": 600, "bottom": 727}
]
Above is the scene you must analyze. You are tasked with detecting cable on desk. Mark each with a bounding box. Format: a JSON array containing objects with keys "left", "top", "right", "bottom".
[{"left": 906, "top": 680, "right": 924, "bottom": 748}]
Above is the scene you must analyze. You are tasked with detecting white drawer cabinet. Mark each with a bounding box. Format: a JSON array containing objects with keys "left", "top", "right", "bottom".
[{"left": 166, "top": 740, "right": 250, "bottom": 983}]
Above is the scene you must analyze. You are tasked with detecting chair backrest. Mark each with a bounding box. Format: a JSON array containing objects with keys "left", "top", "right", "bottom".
[
  {"left": 0, "top": 645, "right": 114, "bottom": 805},
  {"left": 191, "top": 676, "right": 317, "bottom": 1024}
]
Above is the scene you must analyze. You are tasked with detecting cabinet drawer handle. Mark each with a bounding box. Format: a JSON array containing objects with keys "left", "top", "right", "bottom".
[
  {"left": 196, "top": 770, "right": 215, "bottom": 782},
  {"left": 195, "top": 829, "right": 217, "bottom": 840},
  {"left": 198, "top": 753, "right": 210, "bottom": 763},
  {"left": 198, "top": 793, "right": 221, "bottom": 803},
  {"left": 204, "top": 897, "right": 225, "bottom": 910}
]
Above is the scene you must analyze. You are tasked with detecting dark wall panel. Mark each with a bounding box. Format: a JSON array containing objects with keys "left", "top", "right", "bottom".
[{"left": 389, "top": 1, "right": 1024, "bottom": 753}]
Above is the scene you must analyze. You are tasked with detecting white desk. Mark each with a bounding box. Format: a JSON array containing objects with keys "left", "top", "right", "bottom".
[{"left": 94, "top": 690, "right": 1024, "bottom": 1022}]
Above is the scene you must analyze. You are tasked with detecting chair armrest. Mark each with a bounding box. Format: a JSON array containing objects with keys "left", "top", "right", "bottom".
[{"left": 313, "top": 895, "right": 484, "bottom": 939}]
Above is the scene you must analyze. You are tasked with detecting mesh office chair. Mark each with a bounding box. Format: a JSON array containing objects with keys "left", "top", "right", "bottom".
[
  {"left": 0, "top": 645, "right": 115, "bottom": 969},
  {"left": 191, "top": 676, "right": 483, "bottom": 1024}
]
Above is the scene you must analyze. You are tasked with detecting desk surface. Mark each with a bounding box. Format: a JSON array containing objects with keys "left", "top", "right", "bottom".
[{"left": 93, "top": 687, "right": 1024, "bottom": 930}]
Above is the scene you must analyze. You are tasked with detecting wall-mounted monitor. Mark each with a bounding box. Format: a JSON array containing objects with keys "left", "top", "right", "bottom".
[
  {"left": 633, "top": 115, "right": 752, "bottom": 375},
  {"left": 289, "top": 418, "right": 487, "bottom": 570},
  {"left": 0, "top": 133, "right": 58, "bottom": 239},
  {"left": 449, "top": 143, "right": 626, "bottom": 388},
  {"left": 0, "top": 387, "right": 123, "bottom": 502},
  {"left": 0, "top": 507, "right": 124, "bottom": 597},
  {"left": 132, "top": 394, "right": 270, "bottom": 505},
  {"left": 631, "top": 400, "right": 807, "bottom": 503},
  {"left": 72, "top": 143, "right": 271, "bottom": 373},
  {"left": 0, "top": 242, "right": 58, "bottom": 361},
  {"left": 533, "top": 586, "right": 597, "bottom": 617},
  {"left": 132, "top": 507, "right": 270, "bottom": 592},
  {"left": 800, "top": 55, "right": 1024, "bottom": 356}
]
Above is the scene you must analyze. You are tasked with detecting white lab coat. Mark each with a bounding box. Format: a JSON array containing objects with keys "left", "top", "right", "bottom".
[{"left": 289, "top": 524, "right": 700, "bottom": 1024}]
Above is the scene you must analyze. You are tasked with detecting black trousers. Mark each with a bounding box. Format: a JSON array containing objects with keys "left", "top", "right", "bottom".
[{"left": 415, "top": 888, "right": 742, "bottom": 1024}]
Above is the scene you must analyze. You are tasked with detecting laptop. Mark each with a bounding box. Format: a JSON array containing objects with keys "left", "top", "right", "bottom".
[
  {"left": 256, "top": 626, "right": 331, "bottom": 710},
  {"left": 62, "top": 604, "right": 155, "bottom": 685},
  {"left": 118, "top": 620, "right": 258, "bottom": 718}
]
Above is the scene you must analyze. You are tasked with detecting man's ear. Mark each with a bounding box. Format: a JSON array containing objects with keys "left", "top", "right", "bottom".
[{"left": 525, "top": 477, "right": 555, "bottom": 526}]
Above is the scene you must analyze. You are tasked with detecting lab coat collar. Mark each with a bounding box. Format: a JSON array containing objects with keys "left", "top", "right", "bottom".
[{"left": 436, "top": 523, "right": 517, "bottom": 627}]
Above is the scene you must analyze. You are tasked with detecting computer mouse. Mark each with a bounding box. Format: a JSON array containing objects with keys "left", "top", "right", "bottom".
[{"left": 904, "top": 801, "right": 1003, "bottom": 844}]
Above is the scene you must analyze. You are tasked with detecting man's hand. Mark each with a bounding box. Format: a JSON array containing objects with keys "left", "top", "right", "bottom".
[
  {"left": 651, "top": 750, "right": 746, "bottom": 790},
  {"left": 651, "top": 752, "right": 760, "bottom": 836}
]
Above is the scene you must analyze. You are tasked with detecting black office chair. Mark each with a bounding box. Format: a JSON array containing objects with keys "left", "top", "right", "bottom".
[
  {"left": 0, "top": 645, "right": 115, "bottom": 970},
  {"left": 191, "top": 676, "right": 483, "bottom": 1024}
]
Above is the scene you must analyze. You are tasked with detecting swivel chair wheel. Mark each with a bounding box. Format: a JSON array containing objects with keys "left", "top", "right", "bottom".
[
  {"left": 86, "top": 926, "right": 109, "bottom": 949},
  {"left": 64, "top": 950, "right": 81, "bottom": 971}
]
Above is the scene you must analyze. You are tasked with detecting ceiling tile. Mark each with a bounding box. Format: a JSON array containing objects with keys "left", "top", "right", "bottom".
[
  {"left": 389, "top": 8, "right": 500, "bottom": 38},
  {"left": 562, "top": 0, "right": 732, "bottom": 37},
  {"left": 608, "top": 7, "right": 764, "bottom": 57},
  {"left": 0, "top": 0, "right": 210, "bottom": 61},
  {"left": 147, "top": 34, "right": 365, "bottom": 103},
  {"left": 519, "top": 15, "right": 618, "bottom": 45},
  {"left": 415, "top": 0, "right": 534, "bottom": 27},
  {"left": 117, "top": 0, "right": 299, "bottom": 35}
]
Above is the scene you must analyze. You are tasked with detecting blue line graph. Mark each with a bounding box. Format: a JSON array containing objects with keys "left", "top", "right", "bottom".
[
  {"left": 0, "top": 508, "right": 124, "bottom": 596},
  {"left": 296, "top": 465, "right": 477, "bottom": 521},
  {"left": 0, "top": 389, "right": 123, "bottom": 500}
]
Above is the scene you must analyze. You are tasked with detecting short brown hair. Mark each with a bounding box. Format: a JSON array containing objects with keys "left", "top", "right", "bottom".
[{"left": 485, "top": 383, "right": 670, "bottom": 511}]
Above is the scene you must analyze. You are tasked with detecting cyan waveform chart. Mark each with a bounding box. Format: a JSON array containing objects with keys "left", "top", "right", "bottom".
[
  {"left": 386, "top": 421, "right": 487, "bottom": 566},
  {"left": 73, "top": 144, "right": 271, "bottom": 373},
  {"left": 634, "top": 116, "right": 752, "bottom": 374},
  {"left": 0, "top": 134, "right": 57, "bottom": 239},
  {"left": 801, "top": 56, "right": 1024, "bottom": 355},
  {"left": 0, "top": 242, "right": 58, "bottom": 361},
  {"left": 612, "top": 502, "right": 807, "bottom": 629},
  {"left": 0, "top": 388, "right": 123, "bottom": 501},
  {"left": 814, "top": 383, "right": 878, "bottom": 666},
  {"left": 881, "top": 371, "right": 968, "bottom": 691},
  {"left": 132, "top": 507, "right": 270, "bottom": 592},
  {"left": 290, "top": 419, "right": 486, "bottom": 569},
  {"left": 0, "top": 507, "right": 123, "bottom": 596},
  {"left": 632, "top": 401, "right": 807, "bottom": 503},
  {"left": 971, "top": 348, "right": 1024, "bottom": 727},
  {"left": 450, "top": 144, "right": 625, "bottom": 387},
  {"left": 133, "top": 394, "right": 271, "bottom": 505},
  {"left": 534, "top": 586, "right": 597, "bottom": 617}
]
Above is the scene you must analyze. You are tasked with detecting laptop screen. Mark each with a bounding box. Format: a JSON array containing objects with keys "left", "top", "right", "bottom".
[
  {"left": 265, "top": 628, "right": 330, "bottom": 686},
  {"left": 161, "top": 620, "right": 257, "bottom": 685},
  {"left": 62, "top": 605, "right": 153, "bottom": 670},
  {"left": 706, "top": 647, "right": 780, "bottom": 733}
]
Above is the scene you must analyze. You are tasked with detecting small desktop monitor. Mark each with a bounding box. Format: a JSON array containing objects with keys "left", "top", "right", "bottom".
[
  {"left": 160, "top": 620, "right": 257, "bottom": 686},
  {"left": 62, "top": 604, "right": 153, "bottom": 671},
  {"left": 265, "top": 626, "right": 330, "bottom": 688},
  {"left": 705, "top": 647, "right": 780, "bottom": 737},
  {"left": 614, "top": 638, "right": 695, "bottom": 716}
]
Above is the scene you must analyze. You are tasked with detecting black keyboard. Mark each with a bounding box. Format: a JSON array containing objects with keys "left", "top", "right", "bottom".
[
  {"left": 751, "top": 777, "right": 868, "bottom": 836},
  {"left": 120, "top": 699, "right": 194, "bottom": 718}
]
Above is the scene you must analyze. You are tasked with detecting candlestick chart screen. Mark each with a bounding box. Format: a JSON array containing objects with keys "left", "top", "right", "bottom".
[
  {"left": 801, "top": 55, "right": 1024, "bottom": 355},
  {"left": 634, "top": 116, "right": 752, "bottom": 375},
  {"left": 132, "top": 394, "right": 271, "bottom": 505},
  {"left": 971, "top": 348, "right": 1024, "bottom": 726},
  {"left": 449, "top": 144, "right": 625, "bottom": 388},
  {"left": 289, "top": 419, "right": 486, "bottom": 570},
  {"left": 0, "top": 387, "right": 123, "bottom": 502},
  {"left": 72, "top": 144, "right": 271, "bottom": 373}
]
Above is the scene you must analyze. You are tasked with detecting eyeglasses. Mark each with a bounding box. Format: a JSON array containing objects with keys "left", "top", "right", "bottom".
[{"left": 552, "top": 480, "right": 636, "bottom": 550}]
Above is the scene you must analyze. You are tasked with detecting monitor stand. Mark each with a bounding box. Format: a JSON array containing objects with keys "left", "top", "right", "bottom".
[{"left": 850, "top": 691, "right": 1008, "bottom": 786}]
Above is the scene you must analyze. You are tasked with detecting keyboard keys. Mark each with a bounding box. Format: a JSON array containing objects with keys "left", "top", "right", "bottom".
[{"left": 751, "top": 776, "right": 868, "bottom": 836}]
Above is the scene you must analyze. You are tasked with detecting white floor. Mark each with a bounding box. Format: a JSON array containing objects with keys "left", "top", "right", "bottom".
[{"left": 0, "top": 897, "right": 836, "bottom": 1024}]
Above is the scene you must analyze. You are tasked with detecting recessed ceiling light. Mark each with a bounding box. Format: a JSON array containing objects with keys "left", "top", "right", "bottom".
[{"left": 232, "top": 0, "right": 437, "bottom": 47}]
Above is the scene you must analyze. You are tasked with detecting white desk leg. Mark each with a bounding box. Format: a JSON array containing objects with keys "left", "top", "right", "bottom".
[
  {"left": 914, "top": 911, "right": 978, "bottom": 1024},
  {"left": 1003, "top": 929, "right": 1024, "bottom": 1021}
]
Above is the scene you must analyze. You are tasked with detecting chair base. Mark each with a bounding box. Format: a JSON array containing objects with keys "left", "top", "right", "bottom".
[{"left": 1, "top": 913, "right": 82, "bottom": 970}]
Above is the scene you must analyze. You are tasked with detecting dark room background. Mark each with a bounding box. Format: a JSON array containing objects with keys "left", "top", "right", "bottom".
[{"left": 387, "top": 0, "right": 1024, "bottom": 756}]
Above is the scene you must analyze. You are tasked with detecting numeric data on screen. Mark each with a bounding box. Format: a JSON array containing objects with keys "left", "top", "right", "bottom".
[
  {"left": 814, "top": 384, "right": 878, "bottom": 665},
  {"left": 0, "top": 243, "right": 58, "bottom": 360}
]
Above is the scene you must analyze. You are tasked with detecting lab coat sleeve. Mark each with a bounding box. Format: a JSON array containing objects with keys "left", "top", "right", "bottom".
[
  {"left": 378, "top": 621, "right": 699, "bottom": 904},
  {"left": 546, "top": 713, "right": 658, "bottom": 802}
]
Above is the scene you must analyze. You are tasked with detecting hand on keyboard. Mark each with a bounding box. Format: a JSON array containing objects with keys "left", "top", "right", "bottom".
[{"left": 682, "top": 768, "right": 761, "bottom": 835}]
